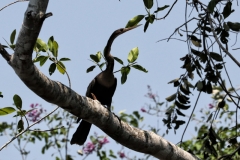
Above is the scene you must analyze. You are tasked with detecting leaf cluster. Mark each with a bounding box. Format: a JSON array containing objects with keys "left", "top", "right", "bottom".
[{"left": 87, "top": 47, "right": 147, "bottom": 84}]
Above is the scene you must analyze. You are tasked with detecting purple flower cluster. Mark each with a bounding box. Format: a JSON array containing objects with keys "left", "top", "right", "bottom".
[
  {"left": 83, "top": 136, "right": 109, "bottom": 155},
  {"left": 141, "top": 107, "right": 146, "bottom": 112},
  {"left": 209, "top": 103, "right": 214, "bottom": 109},
  {"left": 145, "top": 85, "right": 157, "bottom": 100},
  {"left": 83, "top": 142, "right": 96, "bottom": 155},
  {"left": 27, "top": 103, "right": 45, "bottom": 122},
  {"left": 98, "top": 137, "right": 109, "bottom": 147},
  {"left": 118, "top": 151, "right": 126, "bottom": 159}
]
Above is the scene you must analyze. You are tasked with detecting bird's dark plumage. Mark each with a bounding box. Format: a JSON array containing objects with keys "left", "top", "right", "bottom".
[{"left": 70, "top": 25, "right": 140, "bottom": 145}]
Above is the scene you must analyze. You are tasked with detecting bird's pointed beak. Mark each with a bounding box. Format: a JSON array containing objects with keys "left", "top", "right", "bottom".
[{"left": 122, "top": 24, "right": 142, "bottom": 33}]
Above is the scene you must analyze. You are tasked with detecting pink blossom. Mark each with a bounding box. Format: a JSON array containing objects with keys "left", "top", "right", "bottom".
[
  {"left": 27, "top": 103, "right": 44, "bottom": 122},
  {"left": 30, "top": 103, "right": 34, "bottom": 108},
  {"left": 83, "top": 142, "right": 95, "bottom": 155},
  {"left": 141, "top": 107, "right": 146, "bottom": 112},
  {"left": 209, "top": 103, "right": 214, "bottom": 109},
  {"left": 99, "top": 137, "right": 109, "bottom": 146},
  {"left": 147, "top": 93, "right": 155, "bottom": 99},
  {"left": 118, "top": 151, "right": 126, "bottom": 158}
]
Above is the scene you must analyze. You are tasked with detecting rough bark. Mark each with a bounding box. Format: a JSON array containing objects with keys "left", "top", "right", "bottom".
[{"left": 0, "top": 0, "right": 199, "bottom": 159}]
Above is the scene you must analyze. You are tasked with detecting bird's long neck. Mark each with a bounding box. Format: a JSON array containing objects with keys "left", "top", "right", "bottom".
[{"left": 104, "top": 34, "right": 116, "bottom": 73}]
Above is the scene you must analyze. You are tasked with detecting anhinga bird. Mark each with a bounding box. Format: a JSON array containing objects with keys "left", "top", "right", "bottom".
[{"left": 70, "top": 25, "right": 140, "bottom": 146}]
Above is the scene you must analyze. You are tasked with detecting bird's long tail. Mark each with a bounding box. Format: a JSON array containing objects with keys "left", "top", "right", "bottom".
[
  {"left": 70, "top": 120, "right": 92, "bottom": 145},
  {"left": 70, "top": 93, "right": 97, "bottom": 145}
]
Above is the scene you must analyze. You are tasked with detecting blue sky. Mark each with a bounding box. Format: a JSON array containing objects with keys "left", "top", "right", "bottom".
[{"left": 1, "top": 0, "right": 240, "bottom": 159}]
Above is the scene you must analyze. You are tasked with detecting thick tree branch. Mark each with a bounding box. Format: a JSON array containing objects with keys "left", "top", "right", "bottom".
[{"left": 0, "top": 0, "right": 199, "bottom": 159}]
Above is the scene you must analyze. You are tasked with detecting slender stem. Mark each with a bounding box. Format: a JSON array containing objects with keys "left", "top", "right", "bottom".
[
  {"left": 0, "top": 107, "right": 59, "bottom": 151},
  {"left": 0, "top": 0, "right": 29, "bottom": 12}
]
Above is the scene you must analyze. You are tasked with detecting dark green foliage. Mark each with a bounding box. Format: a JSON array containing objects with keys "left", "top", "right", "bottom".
[
  {"left": 87, "top": 47, "right": 147, "bottom": 84},
  {"left": 143, "top": 0, "right": 153, "bottom": 9}
]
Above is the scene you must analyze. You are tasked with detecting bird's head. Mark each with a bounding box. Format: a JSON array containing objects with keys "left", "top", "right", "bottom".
[{"left": 111, "top": 24, "right": 142, "bottom": 39}]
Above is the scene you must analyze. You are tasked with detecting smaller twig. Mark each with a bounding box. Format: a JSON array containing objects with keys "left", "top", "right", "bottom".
[
  {"left": 156, "top": 0, "right": 178, "bottom": 20},
  {"left": 180, "top": 91, "right": 202, "bottom": 146},
  {"left": 218, "top": 145, "right": 240, "bottom": 160},
  {"left": 0, "top": 106, "right": 59, "bottom": 151},
  {"left": 231, "top": 32, "right": 238, "bottom": 47},
  {"left": 113, "top": 62, "right": 137, "bottom": 73},
  {"left": 157, "top": 38, "right": 186, "bottom": 43},
  {"left": 28, "top": 126, "right": 64, "bottom": 132},
  {"left": 232, "top": 48, "right": 240, "bottom": 50},
  {"left": 167, "top": 18, "right": 199, "bottom": 42},
  {"left": 0, "top": 0, "right": 29, "bottom": 12}
]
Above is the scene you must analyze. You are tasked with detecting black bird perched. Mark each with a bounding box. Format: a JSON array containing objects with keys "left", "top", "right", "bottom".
[{"left": 70, "top": 25, "right": 141, "bottom": 146}]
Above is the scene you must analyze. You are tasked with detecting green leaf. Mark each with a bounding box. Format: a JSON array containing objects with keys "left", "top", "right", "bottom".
[
  {"left": 168, "top": 78, "right": 180, "bottom": 84},
  {"left": 40, "top": 56, "right": 49, "bottom": 66},
  {"left": 10, "top": 29, "right": 16, "bottom": 44},
  {"left": 52, "top": 41, "right": 58, "bottom": 57},
  {"left": 175, "top": 100, "right": 191, "bottom": 110},
  {"left": 207, "top": 0, "right": 217, "bottom": 13},
  {"left": 0, "top": 107, "right": 16, "bottom": 116},
  {"left": 144, "top": 20, "right": 149, "bottom": 32},
  {"left": 206, "top": 81, "right": 212, "bottom": 94},
  {"left": 133, "top": 111, "right": 140, "bottom": 119},
  {"left": 222, "top": 2, "right": 233, "bottom": 19},
  {"left": 191, "top": 40, "right": 202, "bottom": 47},
  {"left": 59, "top": 58, "right": 71, "bottom": 61},
  {"left": 56, "top": 61, "right": 66, "bottom": 74},
  {"left": 90, "top": 54, "right": 100, "bottom": 63},
  {"left": 191, "top": 48, "right": 202, "bottom": 57},
  {"left": 145, "top": 14, "right": 155, "bottom": 24},
  {"left": 48, "top": 36, "right": 54, "bottom": 52},
  {"left": 36, "top": 38, "right": 48, "bottom": 52},
  {"left": 210, "top": 52, "right": 223, "bottom": 61},
  {"left": 113, "top": 56, "right": 124, "bottom": 65},
  {"left": 227, "top": 22, "right": 240, "bottom": 32},
  {"left": 174, "top": 120, "right": 185, "bottom": 130},
  {"left": 218, "top": 100, "right": 225, "bottom": 108},
  {"left": 143, "top": 0, "right": 154, "bottom": 9},
  {"left": 132, "top": 64, "right": 148, "bottom": 73},
  {"left": 127, "top": 47, "right": 139, "bottom": 63},
  {"left": 180, "top": 84, "right": 191, "bottom": 95},
  {"left": 125, "top": 15, "right": 145, "bottom": 28},
  {"left": 9, "top": 44, "right": 15, "bottom": 50},
  {"left": 99, "top": 63, "right": 105, "bottom": 69},
  {"left": 178, "top": 93, "right": 189, "bottom": 104},
  {"left": 190, "top": 35, "right": 201, "bottom": 47},
  {"left": 90, "top": 135, "right": 97, "bottom": 144},
  {"left": 86, "top": 65, "right": 96, "bottom": 73},
  {"left": 96, "top": 51, "right": 102, "bottom": 62},
  {"left": 196, "top": 81, "right": 203, "bottom": 91},
  {"left": 223, "top": 22, "right": 229, "bottom": 31},
  {"left": 176, "top": 109, "right": 185, "bottom": 117},
  {"left": 17, "top": 119, "right": 24, "bottom": 133},
  {"left": 165, "top": 93, "right": 177, "bottom": 102},
  {"left": 121, "top": 66, "right": 131, "bottom": 84},
  {"left": 33, "top": 55, "right": 46, "bottom": 63},
  {"left": 154, "top": 5, "right": 170, "bottom": 13},
  {"left": 13, "top": 94, "right": 22, "bottom": 109},
  {"left": 49, "top": 63, "right": 56, "bottom": 75},
  {"left": 206, "top": 113, "right": 213, "bottom": 122},
  {"left": 109, "top": 150, "right": 117, "bottom": 158}
]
